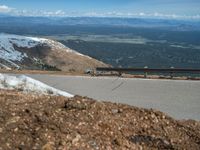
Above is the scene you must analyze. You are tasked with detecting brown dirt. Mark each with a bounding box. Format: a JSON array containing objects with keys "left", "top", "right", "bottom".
[
  {"left": 0, "top": 90, "right": 200, "bottom": 150},
  {"left": 44, "top": 47, "right": 108, "bottom": 73},
  {"left": 0, "top": 69, "right": 86, "bottom": 76}
]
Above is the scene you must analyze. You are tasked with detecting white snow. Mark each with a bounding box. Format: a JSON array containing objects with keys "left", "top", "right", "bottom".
[
  {"left": 0, "top": 73, "right": 74, "bottom": 97},
  {"left": 0, "top": 33, "right": 47, "bottom": 62},
  {"left": 3, "top": 59, "right": 20, "bottom": 69},
  {"left": 0, "top": 63, "right": 11, "bottom": 70}
]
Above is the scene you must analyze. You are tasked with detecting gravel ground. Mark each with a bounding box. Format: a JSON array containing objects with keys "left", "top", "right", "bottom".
[{"left": 0, "top": 90, "right": 200, "bottom": 150}]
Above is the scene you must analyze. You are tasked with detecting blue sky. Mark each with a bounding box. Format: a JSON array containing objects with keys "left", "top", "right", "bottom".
[{"left": 0, "top": 0, "right": 200, "bottom": 20}]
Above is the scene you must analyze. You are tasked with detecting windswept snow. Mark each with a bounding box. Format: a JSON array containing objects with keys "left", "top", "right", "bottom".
[
  {"left": 0, "top": 33, "right": 46, "bottom": 62},
  {"left": 0, "top": 63, "right": 11, "bottom": 70},
  {"left": 0, "top": 73, "right": 74, "bottom": 97}
]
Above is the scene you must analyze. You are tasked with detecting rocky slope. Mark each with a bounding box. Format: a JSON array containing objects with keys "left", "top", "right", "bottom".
[
  {"left": 0, "top": 33, "right": 107, "bottom": 72},
  {"left": 0, "top": 90, "right": 200, "bottom": 149}
]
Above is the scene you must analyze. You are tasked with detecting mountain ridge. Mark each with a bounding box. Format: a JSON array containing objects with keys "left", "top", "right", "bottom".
[
  {"left": 0, "top": 16, "right": 199, "bottom": 31},
  {"left": 0, "top": 33, "right": 107, "bottom": 72}
]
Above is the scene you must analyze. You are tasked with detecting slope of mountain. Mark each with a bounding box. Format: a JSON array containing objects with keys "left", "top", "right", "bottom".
[{"left": 0, "top": 33, "right": 107, "bottom": 72}]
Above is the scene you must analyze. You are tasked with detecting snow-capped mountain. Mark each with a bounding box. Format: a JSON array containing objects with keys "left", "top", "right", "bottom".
[{"left": 0, "top": 33, "right": 107, "bottom": 71}]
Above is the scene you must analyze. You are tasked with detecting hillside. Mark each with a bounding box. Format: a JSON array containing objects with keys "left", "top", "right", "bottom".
[
  {"left": 0, "top": 90, "right": 200, "bottom": 149},
  {"left": 0, "top": 33, "right": 107, "bottom": 72}
]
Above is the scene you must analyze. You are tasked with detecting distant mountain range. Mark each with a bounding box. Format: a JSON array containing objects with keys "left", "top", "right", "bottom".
[
  {"left": 0, "top": 16, "right": 199, "bottom": 31},
  {"left": 0, "top": 34, "right": 107, "bottom": 72}
]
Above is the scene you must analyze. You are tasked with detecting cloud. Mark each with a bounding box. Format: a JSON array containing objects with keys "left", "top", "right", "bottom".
[
  {"left": 0, "top": 5, "right": 199, "bottom": 20},
  {"left": 137, "top": 12, "right": 200, "bottom": 20},
  {"left": 0, "top": 4, "right": 66, "bottom": 17},
  {"left": 83, "top": 12, "right": 200, "bottom": 20},
  {"left": 0, "top": 5, "right": 13, "bottom": 13},
  {"left": 11, "top": 9, "right": 67, "bottom": 17}
]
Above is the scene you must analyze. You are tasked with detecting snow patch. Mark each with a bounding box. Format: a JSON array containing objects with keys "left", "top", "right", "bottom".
[
  {"left": 0, "top": 63, "right": 11, "bottom": 70},
  {"left": 0, "top": 33, "right": 46, "bottom": 62},
  {"left": 0, "top": 73, "right": 74, "bottom": 97},
  {"left": 3, "top": 59, "right": 20, "bottom": 69}
]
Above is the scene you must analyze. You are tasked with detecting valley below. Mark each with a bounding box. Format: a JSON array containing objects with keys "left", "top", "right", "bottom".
[{"left": 57, "top": 33, "right": 200, "bottom": 69}]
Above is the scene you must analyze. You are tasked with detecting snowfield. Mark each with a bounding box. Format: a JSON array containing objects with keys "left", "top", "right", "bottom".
[
  {"left": 0, "top": 33, "right": 44, "bottom": 61},
  {"left": 0, "top": 73, "right": 74, "bottom": 97}
]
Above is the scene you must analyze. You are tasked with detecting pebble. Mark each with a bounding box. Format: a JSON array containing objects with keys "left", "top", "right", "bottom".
[
  {"left": 111, "top": 109, "right": 119, "bottom": 114},
  {"left": 72, "top": 134, "right": 81, "bottom": 144}
]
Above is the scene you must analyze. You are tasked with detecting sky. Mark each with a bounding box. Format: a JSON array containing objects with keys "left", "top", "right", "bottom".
[{"left": 0, "top": 0, "right": 200, "bottom": 20}]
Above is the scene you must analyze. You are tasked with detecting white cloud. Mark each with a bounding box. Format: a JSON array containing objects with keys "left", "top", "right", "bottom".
[
  {"left": 0, "top": 5, "right": 13, "bottom": 13},
  {"left": 11, "top": 9, "right": 67, "bottom": 17},
  {"left": 0, "top": 5, "right": 199, "bottom": 20},
  {"left": 37, "top": 10, "right": 66, "bottom": 16},
  {"left": 83, "top": 12, "right": 200, "bottom": 20}
]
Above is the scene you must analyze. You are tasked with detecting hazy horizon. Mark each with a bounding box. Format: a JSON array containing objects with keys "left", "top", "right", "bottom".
[{"left": 0, "top": 0, "right": 200, "bottom": 20}]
